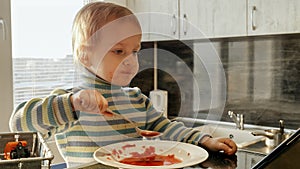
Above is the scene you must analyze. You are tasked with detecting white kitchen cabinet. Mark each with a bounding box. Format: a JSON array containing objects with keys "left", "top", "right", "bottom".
[
  {"left": 128, "top": 0, "right": 247, "bottom": 41},
  {"left": 149, "top": 0, "right": 179, "bottom": 41},
  {"left": 128, "top": 0, "right": 300, "bottom": 40},
  {"left": 127, "top": 0, "right": 151, "bottom": 41},
  {"left": 88, "top": 0, "right": 127, "bottom": 6},
  {"left": 104, "top": 0, "right": 127, "bottom": 6},
  {"left": 180, "top": 0, "right": 247, "bottom": 40},
  {"left": 127, "top": 0, "right": 179, "bottom": 41},
  {"left": 248, "top": 0, "right": 300, "bottom": 36}
]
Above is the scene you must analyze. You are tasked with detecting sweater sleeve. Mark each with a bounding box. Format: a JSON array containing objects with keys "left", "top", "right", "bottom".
[
  {"left": 143, "top": 94, "right": 210, "bottom": 145},
  {"left": 9, "top": 88, "right": 77, "bottom": 139}
]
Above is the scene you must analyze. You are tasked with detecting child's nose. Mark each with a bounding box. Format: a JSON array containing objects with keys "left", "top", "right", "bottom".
[{"left": 123, "top": 53, "right": 138, "bottom": 66}]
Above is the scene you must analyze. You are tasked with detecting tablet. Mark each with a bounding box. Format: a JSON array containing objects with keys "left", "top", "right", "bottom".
[{"left": 252, "top": 128, "right": 300, "bottom": 169}]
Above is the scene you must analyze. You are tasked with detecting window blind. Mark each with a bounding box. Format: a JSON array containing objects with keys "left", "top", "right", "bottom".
[{"left": 12, "top": 55, "right": 79, "bottom": 106}]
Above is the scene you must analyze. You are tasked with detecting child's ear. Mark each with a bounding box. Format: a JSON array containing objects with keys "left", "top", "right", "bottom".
[{"left": 78, "top": 45, "right": 92, "bottom": 67}]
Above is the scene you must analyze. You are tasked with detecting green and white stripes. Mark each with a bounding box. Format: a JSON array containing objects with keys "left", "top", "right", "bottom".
[{"left": 10, "top": 72, "right": 207, "bottom": 167}]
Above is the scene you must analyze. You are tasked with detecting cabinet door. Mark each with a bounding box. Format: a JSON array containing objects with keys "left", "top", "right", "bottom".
[
  {"left": 103, "top": 0, "right": 127, "bottom": 6},
  {"left": 248, "top": 0, "right": 300, "bottom": 35},
  {"left": 127, "top": 0, "right": 151, "bottom": 41},
  {"left": 148, "top": 0, "right": 179, "bottom": 41},
  {"left": 180, "top": 0, "right": 247, "bottom": 40},
  {"left": 127, "top": 0, "right": 179, "bottom": 41}
]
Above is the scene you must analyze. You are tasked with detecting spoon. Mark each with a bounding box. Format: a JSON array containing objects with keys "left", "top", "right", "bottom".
[{"left": 104, "top": 108, "right": 163, "bottom": 139}]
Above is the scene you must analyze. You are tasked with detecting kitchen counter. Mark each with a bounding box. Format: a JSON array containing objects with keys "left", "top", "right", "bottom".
[
  {"left": 68, "top": 145, "right": 267, "bottom": 169},
  {"left": 67, "top": 120, "right": 285, "bottom": 169},
  {"left": 66, "top": 118, "right": 296, "bottom": 169}
]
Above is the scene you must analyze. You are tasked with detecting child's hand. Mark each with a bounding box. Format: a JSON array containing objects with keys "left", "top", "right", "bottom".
[
  {"left": 200, "top": 136, "right": 237, "bottom": 155},
  {"left": 71, "top": 89, "right": 108, "bottom": 114}
]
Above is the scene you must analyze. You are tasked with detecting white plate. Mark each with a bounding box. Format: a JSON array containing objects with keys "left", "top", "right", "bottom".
[{"left": 93, "top": 140, "right": 209, "bottom": 169}]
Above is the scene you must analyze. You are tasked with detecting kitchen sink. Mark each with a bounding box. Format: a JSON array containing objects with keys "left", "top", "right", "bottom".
[{"left": 195, "top": 124, "right": 265, "bottom": 148}]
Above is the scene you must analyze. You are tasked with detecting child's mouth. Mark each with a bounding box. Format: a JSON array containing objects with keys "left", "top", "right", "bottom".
[{"left": 121, "top": 71, "right": 134, "bottom": 75}]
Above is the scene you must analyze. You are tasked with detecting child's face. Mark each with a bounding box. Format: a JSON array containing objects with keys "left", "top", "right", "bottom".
[
  {"left": 80, "top": 17, "right": 142, "bottom": 86},
  {"left": 92, "top": 34, "right": 141, "bottom": 86}
]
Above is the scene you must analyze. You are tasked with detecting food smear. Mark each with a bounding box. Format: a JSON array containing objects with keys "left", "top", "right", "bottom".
[
  {"left": 119, "top": 146, "right": 182, "bottom": 166},
  {"left": 120, "top": 154, "right": 182, "bottom": 166},
  {"left": 139, "top": 130, "right": 161, "bottom": 137},
  {"left": 122, "top": 144, "right": 136, "bottom": 150}
]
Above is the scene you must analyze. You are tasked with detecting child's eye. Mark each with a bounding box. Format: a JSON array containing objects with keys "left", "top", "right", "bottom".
[
  {"left": 113, "top": 49, "right": 125, "bottom": 55},
  {"left": 133, "top": 51, "right": 140, "bottom": 56}
]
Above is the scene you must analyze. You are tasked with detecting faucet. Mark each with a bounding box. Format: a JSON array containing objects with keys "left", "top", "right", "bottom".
[
  {"left": 251, "top": 120, "right": 286, "bottom": 148},
  {"left": 228, "top": 111, "right": 244, "bottom": 130}
]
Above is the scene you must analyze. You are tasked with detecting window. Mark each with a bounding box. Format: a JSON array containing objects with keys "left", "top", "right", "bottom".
[{"left": 11, "top": 0, "right": 83, "bottom": 106}]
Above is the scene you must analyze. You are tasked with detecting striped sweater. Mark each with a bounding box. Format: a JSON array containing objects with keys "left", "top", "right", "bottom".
[{"left": 10, "top": 72, "right": 208, "bottom": 167}]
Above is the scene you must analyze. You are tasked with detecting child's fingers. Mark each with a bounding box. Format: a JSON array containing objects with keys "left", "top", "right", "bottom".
[
  {"left": 99, "top": 94, "right": 108, "bottom": 113},
  {"left": 72, "top": 92, "right": 85, "bottom": 110},
  {"left": 74, "top": 91, "right": 93, "bottom": 112},
  {"left": 93, "top": 90, "right": 108, "bottom": 114},
  {"left": 217, "top": 138, "right": 237, "bottom": 155},
  {"left": 72, "top": 89, "right": 107, "bottom": 114}
]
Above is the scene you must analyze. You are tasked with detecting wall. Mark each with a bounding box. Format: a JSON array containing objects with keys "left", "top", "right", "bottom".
[
  {"left": 222, "top": 35, "right": 300, "bottom": 129},
  {"left": 0, "top": 0, "right": 13, "bottom": 132}
]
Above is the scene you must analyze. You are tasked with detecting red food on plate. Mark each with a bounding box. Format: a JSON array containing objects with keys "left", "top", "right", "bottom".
[
  {"left": 119, "top": 154, "right": 182, "bottom": 166},
  {"left": 122, "top": 144, "right": 136, "bottom": 150},
  {"left": 119, "top": 146, "right": 182, "bottom": 166}
]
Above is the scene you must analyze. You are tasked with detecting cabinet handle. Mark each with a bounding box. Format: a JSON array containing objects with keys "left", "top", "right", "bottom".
[
  {"left": 171, "top": 14, "right": 177, "bottom": 35},
  {"left": 0, "top": 18, "right": 6, "bottom": 40},
  {"left": 251, "top": 6, "right": 257, "bottom": 31},
  {"left": 183, "top": 14, "right": 188, "bottom": 35}
]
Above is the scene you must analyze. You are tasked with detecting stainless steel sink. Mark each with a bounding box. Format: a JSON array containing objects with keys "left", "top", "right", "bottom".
[{"left": 195, "top": 124, "right": 265, "bottom": 148}]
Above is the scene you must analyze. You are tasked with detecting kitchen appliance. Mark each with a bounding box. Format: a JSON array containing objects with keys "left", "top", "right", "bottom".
[{"left": 0, "top": 132, "right": 53, "bottom": 169}]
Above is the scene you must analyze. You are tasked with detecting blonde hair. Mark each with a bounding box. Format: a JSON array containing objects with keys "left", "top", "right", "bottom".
[{"left": 72, "top": 2, "right": 140, "bottom": 65}]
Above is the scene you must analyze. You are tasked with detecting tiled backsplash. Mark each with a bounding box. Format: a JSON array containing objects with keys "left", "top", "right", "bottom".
[
  {"left": 130, "top": 34, "right": 300, "bottom": 129},
  {"left": 220, "top": 35, "right": 300, "bottom": 129}
]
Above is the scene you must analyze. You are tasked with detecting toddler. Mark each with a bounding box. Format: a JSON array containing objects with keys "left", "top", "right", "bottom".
[{"left": 10, "top": 2, "right": 237, "bottom": 167}]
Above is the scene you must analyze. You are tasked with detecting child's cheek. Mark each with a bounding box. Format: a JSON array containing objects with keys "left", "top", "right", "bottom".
[{"left": 108, "top": 71, "right": 114, "bottom": 79}]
